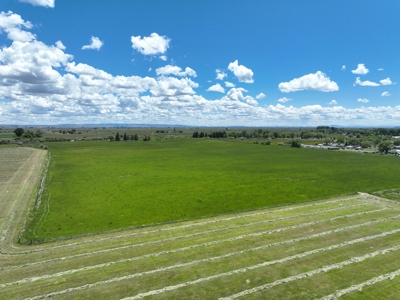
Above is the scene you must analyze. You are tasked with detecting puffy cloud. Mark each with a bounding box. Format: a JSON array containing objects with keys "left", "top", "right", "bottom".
[
  {"left": 0, "top": 11, "right": 36, "bottom": 42},
  {"left": 66, "top": 62, "right": 112, "bottom": 80},
  {"left": 131, "top": 32, "right": 170, "bottom": 55},
  {"left": 380, "top": 78, "right": 392, "bottom": 85},
  {"left": 225, "top": 81, "right": 235, "bottom": 88},
  {"left": 341, "top": 65, "right": 346, "bottom": 71},
  {"left": 225, "top": 88, "right": 247, "bottom": 101},
  {"left": 227, "top": 60, "right": 254, "bottom": 83},
  {"left": 159, "top": 55, "right": 167, "bottom": 61},
  {"left": 0, "top": 40, "right": 72, "bottom": 85},
  {"left": 256, "top": 92, "right": 266, "bottom": 99},
  {"left": 381, "top": 91, "right": 391, "bottom": 97},
  {"left": 352, "top": 63, "right": 369, "bottom": 75},
  {"left": 278, "top": 71, "right": 339, "bottom": 93},
  {"left": 206, "top": 83, "right": 225, "bottom": 93},
  {"left": 278, "top": 97, "right": 291, "bottom": 103},
  {"left": 19, "top": 0, "right": 55, "bottom": 7},
  {"left": 216, "top": 69, "right": 227, "bottom": 80},
  {"left": 378, "top": 68, "right": 384, "bottom": 71},
  {"left": 82, "top": 36, "right": 103, "bottom": 50},
  {"left": 55, "top": 40, "right": 66, "bottom": 50},
  {"left": 245, "top": 96, "right": 258, "bottom": 106},
  {"left": 149, "top": 76, "right": 198, "bottom": 97},
  {"left": 329, "top": 100, "right": 338, "bottom": 105},
  {"left": 354, "top": 77, "right": 379, "bottom": 87},
  {"left": 155, "top": 65, "right": 196, "bottom": 77},
  {"left": 357, "top": 98, "right": 370, "bottom": 103}
]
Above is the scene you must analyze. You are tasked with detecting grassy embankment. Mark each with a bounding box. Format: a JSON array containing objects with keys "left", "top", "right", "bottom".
[{"left": 24, "top": 138, "right": 400, "bottom": 240}]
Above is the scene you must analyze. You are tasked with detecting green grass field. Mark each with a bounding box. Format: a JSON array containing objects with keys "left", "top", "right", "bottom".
[{"left": 24, "top": 138, "right": 400, "bottom": 241}]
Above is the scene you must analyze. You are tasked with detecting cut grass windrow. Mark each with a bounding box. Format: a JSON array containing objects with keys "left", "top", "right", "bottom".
[
  {"left": 0, "top": 205, "right": 387, "bottom": 273},
  {"left": 12, "top": 215, "right": 400, "bottom": 298},
  {"left": 319, "top": 268, "right": 400, "bottom": 300}
]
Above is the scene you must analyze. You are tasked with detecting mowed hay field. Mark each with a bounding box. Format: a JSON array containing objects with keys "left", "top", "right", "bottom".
[
  {"left": 24, "top": 138, "right": 400, "bottom": 240},
  {"left": 2, "top": 192, "right": 400, "bottom": 299}
]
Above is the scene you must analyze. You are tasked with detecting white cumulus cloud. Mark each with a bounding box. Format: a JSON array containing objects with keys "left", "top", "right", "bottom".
[
  {"left": 66, "top": 62, "right": 112, "bottom": 80},
  {"left": 278, "top": 97, "right": 291, "bottom": 103},
  {"left": 82, "top": 36, "right": 103, "bottom": 50},
  {"left": 19, "top": 0, "right": 55, "bottom": 7},
  {"left": 381, "top": 91, "right": 391, "bottom": 97},
  {"left": 380, "top": 78, "right": 392, "bottom": 85},
  {"left": 155, "top": 65, "right": 196, "bottom": 77},
  {"left": 216, "top": 69, "right": 227, "bottom": 80},
  {"left": 245, "top": 96, "right": 258, "bottom": 106},
  {"left": 357, "top": 98, "right": 370, "bottom": 103},
  {"left": 206, "top": 83, "right": 225, "bottom": 93},
  {"left": 341, "top": 65, "right": 346, "bottom": 71},
  {"left": 0, "top": 11, "right": 36, "bottom": 42},
  {"left": 256, "top": 93, "right": 266, "bottom": 99},
  {"left": 131, "top": 33, "right": 170, "bottom": 55},
  {"left": 159, "top": 55, "right": 167, "bottom": 61},
  {"left": 352, "top": 63, "right": 369, "bottom": 75},
  {"left": 329, "top": 100, "right": 337, "bottom": 105},
  {"left": 225, "top": 88, "right": 247, "bottom": 101},
  {"left": 227, "top": 60, "right": 254, "bottom": 83},
  {"left": 225, "top": 81, "right": 235, "bottom": 88},
  {"left": 55, "top": 40, "right": 65, "bottom": 50},
  {"left": 354, "top": 77, "right": 379, "bottom": 87},
  {"left": 278, "top": 71, "right": 339, "bottom": 93}
]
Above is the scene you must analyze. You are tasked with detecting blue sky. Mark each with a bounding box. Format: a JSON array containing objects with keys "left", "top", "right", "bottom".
[{"left": 0, "top": 0, "right": 399, "bottom": 126}]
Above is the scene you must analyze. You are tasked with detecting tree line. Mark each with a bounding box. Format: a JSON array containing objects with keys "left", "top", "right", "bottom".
[{"left": 111, "top": 132, "right": 150, "bottom": 142}]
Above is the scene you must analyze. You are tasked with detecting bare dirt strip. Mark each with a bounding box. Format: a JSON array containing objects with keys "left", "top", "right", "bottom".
[{"left": 0, "top": 147, "right": 400, "bottom": 299}]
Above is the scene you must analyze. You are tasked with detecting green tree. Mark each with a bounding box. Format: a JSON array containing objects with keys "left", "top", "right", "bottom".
[
  {"left": 123, "top": 133, "right": 128, "bottom": 141},
  {"left": 108, "top": 135, "right": 114, "bottom": 141},
  {"left": 14, "top": 128, "right": 24, "bottom": 137},
  {"left": 290, "top": 139, "right": 302, "bottom": 148},
  {"left": 336, "top": 136, "right": 345, "bottom": 145},
  {"left": 133, "top": 134, "right": 139, "bottom": 141},
  {"left": 35, "top": 129, "right": 43, "bottom": 138},
  {"left": 361, "top": 141, "right": 371, "bottom": 149},
  {"left": 115, "top": 132, "right": 120, "bottom": 141},
  {"left": 23, "top": 130, "right": 35, "bottom": 139},
  {"left": 192, "top": 131, "right": 199, "bottom": 138},
  {"left": 273, "top": 131, "right": 279, "bottom": 138},
  {"left": 378, "top": 140, "right": 392, "bottom": 153}
]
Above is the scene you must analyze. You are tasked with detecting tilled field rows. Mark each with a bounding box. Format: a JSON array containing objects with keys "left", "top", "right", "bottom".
[{"left": 1, "top": 190, "right": 400, "bottom": 299}]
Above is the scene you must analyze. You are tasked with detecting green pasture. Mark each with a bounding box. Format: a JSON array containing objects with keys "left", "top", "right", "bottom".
[{"left": 24, "top": 138, "right": 400, "bottom": 241}]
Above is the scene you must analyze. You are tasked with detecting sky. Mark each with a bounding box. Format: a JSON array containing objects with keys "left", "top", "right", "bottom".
[{"left": 0, "top": 0, "right": 400, "bottom": 126}]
